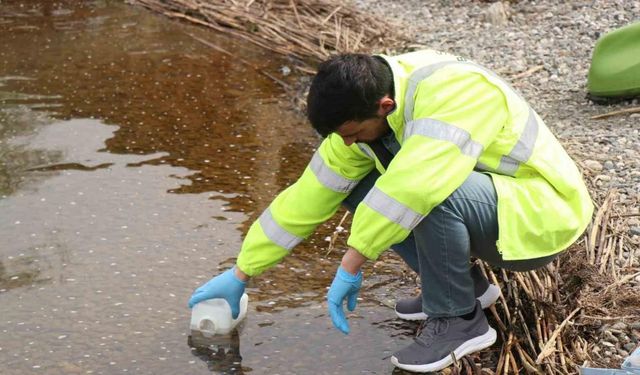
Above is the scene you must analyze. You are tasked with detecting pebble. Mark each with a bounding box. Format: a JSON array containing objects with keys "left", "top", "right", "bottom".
[
  {"left": 612, "top": 322, "right": 628, "bottom": 330},
  {"left": 604, "top": 160, "right": 615, "bottom": 170},
  {"left": 485, "top": 2, "right": 509, "bottom": 25},
  {"left": 624, "top": 343, "right": 638, "bottom": 352},
  {"left": 604, "top": 330, "right": 619, "bottom": 343},
  {"left": 280, "top": 66, "right": 291, "bottom": 76},
  {"left": 584, "top": 160, "right": 603, "bottom": 171}
]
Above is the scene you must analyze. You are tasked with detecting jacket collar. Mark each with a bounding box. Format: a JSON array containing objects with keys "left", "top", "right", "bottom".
[{"left": 376, "top": 54, "right": 408, "bottom": 143}]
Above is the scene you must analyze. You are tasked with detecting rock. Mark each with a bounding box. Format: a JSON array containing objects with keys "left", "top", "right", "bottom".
[
  {"left": 485, "top": 2, "right": 508, "bottom": 25},
  {"left": 605, "top": 330, "right": 619, "bottom": 343},
  {"left": 630, "top": 322, "right": 640, "bottom": 330},
  {"left": 604, "top": 160, "right": 615, "bottom": 170},
  {"left": 630, "top": 227, "right": 640, "bottom": 236},
  {"left": 612, "top": 322, "right": 628, "bottom": 330},
  {"left": 280, "top": 66, "right": 291, "bottom": 76},
  {"left": 624, "top": 343, "right": 638, "bottom": 352},
  {"left": 584, "top": 159, "right": 603, "bottom": 171}
]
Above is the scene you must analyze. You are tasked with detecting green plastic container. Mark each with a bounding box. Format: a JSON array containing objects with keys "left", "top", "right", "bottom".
[{"left": 587, "top": 21, "right": 640, "bottom": 102}]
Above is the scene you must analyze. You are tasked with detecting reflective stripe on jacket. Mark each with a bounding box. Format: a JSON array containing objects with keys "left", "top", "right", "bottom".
[{"left": 236, "top": 50, "right": 593, "bottom": 276}]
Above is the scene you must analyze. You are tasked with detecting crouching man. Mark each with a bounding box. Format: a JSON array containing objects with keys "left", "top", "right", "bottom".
[{"left": 189, "top": 50, "right": 593, "bottom": 373}]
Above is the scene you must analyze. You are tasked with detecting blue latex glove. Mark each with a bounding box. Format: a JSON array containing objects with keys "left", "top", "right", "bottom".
[
  {"left": 188, "top": 267, "right": 246, "bottom": 319},
  {"left": 327, "top": 266, "right": 362, "bottom": 335}
]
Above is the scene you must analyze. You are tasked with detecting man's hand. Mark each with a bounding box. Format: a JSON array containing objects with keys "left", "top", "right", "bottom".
[
  {"left": 188, "top": 266, "right": 247, "bottom": 319},
  {"left": 327, "top": 265, "right": 362, "bottom": 334}
]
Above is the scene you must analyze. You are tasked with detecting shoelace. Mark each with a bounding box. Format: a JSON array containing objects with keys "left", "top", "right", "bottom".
[{"left": 415, "top": 317, "right": 451, "bottom": 347}]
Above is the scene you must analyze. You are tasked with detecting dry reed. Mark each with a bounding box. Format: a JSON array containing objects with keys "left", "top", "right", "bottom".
[{"left": 127, "top": 0, "right": 409, "bottom": 72}]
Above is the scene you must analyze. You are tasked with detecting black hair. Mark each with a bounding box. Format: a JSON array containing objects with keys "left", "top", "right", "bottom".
[{"left": 306, "top": 54, "right": 394, "bottom": 137}]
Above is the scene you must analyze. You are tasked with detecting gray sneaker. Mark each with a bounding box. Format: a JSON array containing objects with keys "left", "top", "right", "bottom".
[
  {"left": 395, "top": 264, "right": 500, "bottom": 321},
  {"left": 391, "top": 301, "right": 497, "bottom": 373}
]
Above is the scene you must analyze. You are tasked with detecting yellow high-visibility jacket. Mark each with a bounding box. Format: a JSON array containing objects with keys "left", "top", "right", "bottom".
[{"left": 236, "top": 50, "right": 593, "bottom": 277}]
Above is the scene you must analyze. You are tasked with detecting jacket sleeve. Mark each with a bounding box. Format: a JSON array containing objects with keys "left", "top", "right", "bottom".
[
  {"left": 236, "top": 134, "right": 374, "bottom": 276},
  {"left": 347, "top": 67, "right": 510, "bottom": 260}
]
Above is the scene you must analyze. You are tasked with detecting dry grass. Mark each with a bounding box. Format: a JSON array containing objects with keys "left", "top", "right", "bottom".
[
  {"left": 441, "top": 172, "right": 639, "bottom": 374},
  {"left": 318, "top": 160, "right": 639, "bottom": 374},
  {"left": 127, "top": 0, "right": 409, "bottom": 73}
]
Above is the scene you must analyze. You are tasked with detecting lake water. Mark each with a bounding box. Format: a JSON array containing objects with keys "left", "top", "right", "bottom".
[{"left": 0, "top": 1, "right": 415, "bottom": 374}]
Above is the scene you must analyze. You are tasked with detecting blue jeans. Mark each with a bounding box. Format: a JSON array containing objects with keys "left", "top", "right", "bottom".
[{"left": 342, "top": 170, "right": 558, "bottom": 318}]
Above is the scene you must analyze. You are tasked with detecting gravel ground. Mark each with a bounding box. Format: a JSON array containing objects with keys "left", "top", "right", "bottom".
[{"left": 349, "top": 0, "right": 640, "bottom": 365}]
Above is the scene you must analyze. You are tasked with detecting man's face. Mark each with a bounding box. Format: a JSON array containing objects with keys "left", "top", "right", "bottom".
[
  {"left": 335, "top": 116, "right": 390, "bottom": 146},
  {"left": 334, "top": 95, "right": 395, "bottom": 146}
]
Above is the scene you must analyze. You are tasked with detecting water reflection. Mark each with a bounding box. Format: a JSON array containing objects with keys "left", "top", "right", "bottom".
[
  {"left": 0, "top": 103, "right": 63, "bottom": 196},
  {"left": 1, "top": 0, "right": 346, "bottom": 311},
  {"left": 0, "top": 1, "right": 414, "bottom": 373},
  {"left": 0, "top": 241, "right": 73, "bottom": 292},
  {"left": 188, "top": 329, "right": 250, "bottom": 374},
  {"left": 0, "top": 258, "right": 45, "bottom": 291}
]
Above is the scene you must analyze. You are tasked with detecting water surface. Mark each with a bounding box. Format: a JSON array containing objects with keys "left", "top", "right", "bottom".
[{"left": 0, "top": 1, "right": 414, "bottom": 374}]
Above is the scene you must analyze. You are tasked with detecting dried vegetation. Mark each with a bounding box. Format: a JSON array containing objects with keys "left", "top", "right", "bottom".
[
  {"left": 474, "top": 178, "right": 640, "bottom": 374},
  {"left": 127, "top": 0, "right": 409, "bottom": 73},
  {"left": 329, "top": 180, "right": 640, "bottom": 374}
]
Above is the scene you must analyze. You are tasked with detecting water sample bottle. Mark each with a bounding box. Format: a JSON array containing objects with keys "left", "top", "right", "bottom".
[{"left": 190, "top": 294, "right": 249, "bottom": 337}]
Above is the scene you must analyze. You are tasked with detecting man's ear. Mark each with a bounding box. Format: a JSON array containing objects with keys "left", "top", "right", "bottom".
[{"left": 378, "top": 95, "right": 396, "bottom": 116}]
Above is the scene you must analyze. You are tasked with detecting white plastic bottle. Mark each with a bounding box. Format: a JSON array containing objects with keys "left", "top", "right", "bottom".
[{"left": 190, "top": 294, "right": 249, "bottom": 337}]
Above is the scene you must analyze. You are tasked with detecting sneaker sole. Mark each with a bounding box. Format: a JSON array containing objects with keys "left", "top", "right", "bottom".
[
  {"left": 395, "top": 284, "right": 501, "bottom": 321},
  {"left": 390, "top": 327, "right": 497, "bottom": 373}
]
